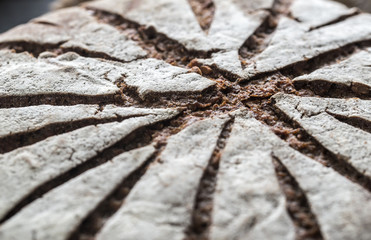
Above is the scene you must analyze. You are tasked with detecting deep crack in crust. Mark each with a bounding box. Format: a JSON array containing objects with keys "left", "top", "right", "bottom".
[
  {"left": 0, "top": 0, "right": 371, "bottom": 240},
  {"left": 186, "top": 117, "right": 235, "bottom": 240},
  {"left": 272, "top": 156, "right": 323, "bottom": 240}
]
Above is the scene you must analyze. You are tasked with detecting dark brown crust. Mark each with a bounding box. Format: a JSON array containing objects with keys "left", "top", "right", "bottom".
[
  {"left": 0, "top": 94, "right": 118, "bottom": 109},
  {"left": 188, "top": 0, "right": 215, "bottom": 32},
  {"left": 185, "top": 118, "right": 234, "bottom": 240},
  {"left": 273, "top": 156, "right": 324, "bottom": 240}
]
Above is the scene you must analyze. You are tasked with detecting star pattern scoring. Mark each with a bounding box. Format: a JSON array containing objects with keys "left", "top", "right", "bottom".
[{"left": 0, "top": 0, "right": 370, "bottom": 239}]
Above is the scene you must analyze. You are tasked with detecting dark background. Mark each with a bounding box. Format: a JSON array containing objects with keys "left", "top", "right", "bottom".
[{"left": 0, "top": 0, "right": 54, "bottom": 33}]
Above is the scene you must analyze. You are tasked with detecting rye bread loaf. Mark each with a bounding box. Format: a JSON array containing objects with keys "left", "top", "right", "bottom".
[{"left": 0, "top": 0, "right": 371, "bottom": 239}]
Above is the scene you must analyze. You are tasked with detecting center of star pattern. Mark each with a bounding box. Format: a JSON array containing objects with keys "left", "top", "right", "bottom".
[{"left": 0, "top": 0, "right": 370, "bottom": 240}]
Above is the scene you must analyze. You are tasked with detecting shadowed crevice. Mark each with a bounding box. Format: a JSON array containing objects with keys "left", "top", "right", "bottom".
[
  {"left": 188, "top": 0, "right": 215, "bottom": 33},
  {"left": 326, "top": 111, "right": 371, "bottom": 134},
  {"left": 308, "top": 10, "right": 360, "bottom": 31},
  {"left": 294, "top": 80, "right": 371, "bottom": 99},
  {"left": 0, "top": 122, "right": 164, "bottom": 224},
  {"left": 0, "top": 114, "right": 149, "bottom": 154},
  {"left": 0, "top": 41, "right": 65, "bottom": 57},
  {"left": 67, "top": 144, "right": 166, "bottom": 240},
  {"left": 0, "top": 93, "right": 119, "bottom": 108},
  {"left": 272, "top": 156, "right": 324, "bottom": 240},
  {"left": 270, "top": 105, "right": 371, "bottom": 194},
  {"left": 90, "top": 9, "right": 219, "bottom": 68},
  {"left": 185, "top": 117, "right": 234, "bottom": 240},
  {"left": 117, "top": 79, "right": 222, "bottom": 110},
  {"left": 0, "top": 41, "right": 145, "bottom": 63},
  {"left": 239, "top": 0, "right": 294, "bottom": 68},
  {"left": 245, "top": 39, "right": 371, "bottom": 82}
]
